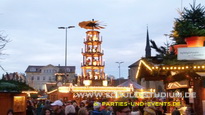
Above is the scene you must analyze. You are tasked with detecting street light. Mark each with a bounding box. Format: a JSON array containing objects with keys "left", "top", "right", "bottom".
[
  {"left": 58, "top": 26, "right": 75, "bottom": 83},
  {"left": 116, "top": 61, "right": 124, "bottom": 85}
]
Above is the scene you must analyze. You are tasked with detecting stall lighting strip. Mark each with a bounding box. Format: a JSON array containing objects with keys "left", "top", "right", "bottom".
[{"left": 136, "top": 60, "right": 152, "bottom": 79}]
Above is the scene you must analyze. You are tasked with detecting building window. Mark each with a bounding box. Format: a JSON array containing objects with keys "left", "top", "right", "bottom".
[
  {"left": 66, "top": 68, "right": 70, "bottom": 72},
  {"left": 37, "top": 76, "right": 40, "bottom": 80},
  {"left": 43, "top": 76, "right": 45, "bottom": 80},
  {"left": 30, "top": 67, "right": 36, "bottom": 72},
  {"left": 54, "top": 69, "right": 57, "bottom": 73},
  {"left": 52, "top": 69, "right": 55, "bottom": 73},
  {"left": 49, "top": 77, "right": 51, "bottom": 81},
  {"left": 31, "top": 76, "right": 34, "bottom": 80}
]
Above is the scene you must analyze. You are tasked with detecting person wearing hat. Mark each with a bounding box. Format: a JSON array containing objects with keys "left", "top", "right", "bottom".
[
  {"left": 51, "top": 100, "right": 65, "bottom": 115},
  {"left": 91, "top": 102, "right": 103, "bottom": 115}
]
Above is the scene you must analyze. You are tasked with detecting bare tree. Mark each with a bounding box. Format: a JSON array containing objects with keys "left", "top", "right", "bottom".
[{"left": 0, "top": 32, "right": 9, "bottom": 72}]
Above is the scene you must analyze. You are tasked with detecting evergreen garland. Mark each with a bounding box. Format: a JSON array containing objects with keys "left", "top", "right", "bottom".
[{"left": 0, "top": 80, "right": 34, "bottom": 92}]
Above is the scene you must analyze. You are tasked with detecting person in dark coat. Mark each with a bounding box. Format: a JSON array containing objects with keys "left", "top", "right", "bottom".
[
  {"left": 172, "top": 107, "right": 180, "bottom": 115},
  {"left": 26, "top": 100, "right": 35, "bottom": 115},
  {"left": 41, "top": 100, "right": 52, "bottom": 115}
]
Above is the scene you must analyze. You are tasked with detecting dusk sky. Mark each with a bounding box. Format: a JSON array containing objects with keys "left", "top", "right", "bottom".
[{"left": 0, "top": 0, "right": 204, "bottom": 78}]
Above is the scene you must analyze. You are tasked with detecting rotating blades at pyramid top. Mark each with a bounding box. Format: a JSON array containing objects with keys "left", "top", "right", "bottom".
[{"left": 79, "top": 19, "right": 105, "bottom": 30}]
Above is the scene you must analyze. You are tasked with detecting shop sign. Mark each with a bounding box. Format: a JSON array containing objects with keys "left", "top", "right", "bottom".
[
  {"left": 13, "top": 96, "right": 25, "bottom": 112},
  {"left": 178, "top": 47, "right": 205, "bottom": 60}
]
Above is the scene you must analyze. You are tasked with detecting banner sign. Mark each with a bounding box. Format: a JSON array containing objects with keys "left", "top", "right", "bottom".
[{"left": 178, "top": 47, "right": 205, "bottom": 60}]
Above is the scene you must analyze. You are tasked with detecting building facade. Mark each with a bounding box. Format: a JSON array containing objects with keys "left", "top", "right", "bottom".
[{"left": 25, "top": 64, "right": 76, "bottom": 90}]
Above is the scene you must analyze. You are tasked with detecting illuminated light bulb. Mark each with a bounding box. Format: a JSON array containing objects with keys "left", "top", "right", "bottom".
[
  {"left": 202, "top": 66, "right": 205, "bottom": 69},
  {"left": 198, "top": 66, "right": 200, "bottom": 69},
  {"left": 170, "top": 67, "right": 173, "bottom": 70},
  {"left": 178, "top": 67, "right": 181, "bottom": 70},
  {"left": 152, "top": 67, "right": 155, "bottom": 69},
  {"left": 186, "top": 66, "right": 189, "bottom": 69},
  {"left": 174, "top": 67, "right": 177, "bottom": 69},
  {"left": 163, "top": 67, "right": 165, "bottom": 70},
  {"left": 194, "top": 66, "right": 196, "bottom": 69},
  {"left": 166, "top": 67, "right": 169, "bottom": 70},
  {"left": 182, "top": 67, "right": 184, "bottom": 70},
  {"left": 156, "top": 67, "right": 158, "bottom": 69}
]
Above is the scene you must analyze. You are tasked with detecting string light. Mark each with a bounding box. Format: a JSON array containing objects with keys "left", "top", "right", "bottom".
[
  {"left": 136, "top": 60, "right": 142, "bottom": 79},
  {"left": 150, "top": 65, "right": 205, "bottom": 70},
  {"left": 136, "top": 60, "right": 153, "bottom": 79},
  {"left": 47, "top": 89, "right": 58, "bottom": 94},
  {"left": 59, "top": 86, "right": 132, "bottom": 93},
  {"left": 141, "top": 60, "right": 152, "bottom": 71},
  {"left": 136, "top": 59, "right": 205, "bottom": 78}
]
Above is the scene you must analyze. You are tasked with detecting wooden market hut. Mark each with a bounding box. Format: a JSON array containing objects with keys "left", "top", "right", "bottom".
[
  {"left": 136, "top": 58, "right": 205, "bottom": 115},
  {"left": 0, "top": 80, "right": 36, "bottom": 115}
]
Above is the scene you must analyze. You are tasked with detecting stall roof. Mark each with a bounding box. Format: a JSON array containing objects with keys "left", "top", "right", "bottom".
[
  {"left": 117, "top": 79, "right": 144, "bottom": 89},
  {"left": 0, "top": 80, "right": 35, "bottom": 92}
]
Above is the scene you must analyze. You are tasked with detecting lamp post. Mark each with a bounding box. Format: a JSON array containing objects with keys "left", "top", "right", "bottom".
[
  {"left": 58, "top": 26, "right": 75, "bottom": 83},
  {"left": 116, "top": 61, "right": 124, "bottom": 85}
]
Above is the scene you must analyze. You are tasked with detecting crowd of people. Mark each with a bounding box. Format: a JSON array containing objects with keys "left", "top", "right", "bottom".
[{"left": 19, "top": 98, "right": 194, "bottom": 115}]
